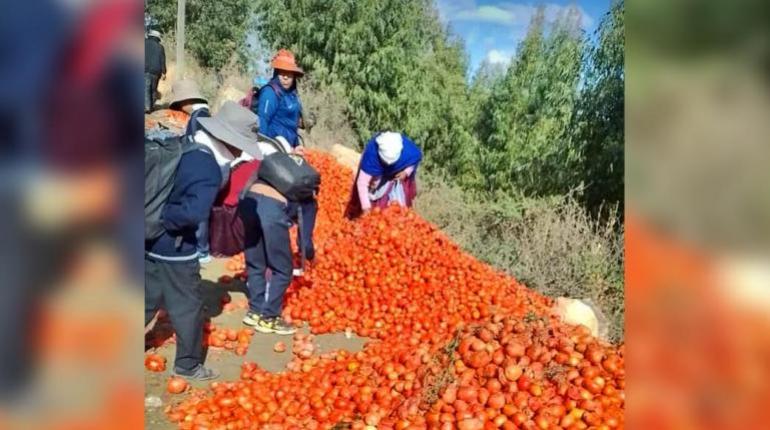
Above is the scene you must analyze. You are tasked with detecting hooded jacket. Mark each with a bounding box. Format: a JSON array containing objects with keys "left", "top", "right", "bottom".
[{"left": 256, "top": 73, "right": 302, "bottom": 147}]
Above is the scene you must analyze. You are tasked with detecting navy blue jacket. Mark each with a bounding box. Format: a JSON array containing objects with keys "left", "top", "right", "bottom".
[
  {"left": 257, "top": 75, "right": 302, "bottom": 147},
  {"left": 145, "top": 149, "right": 221, "bottom": 261}
]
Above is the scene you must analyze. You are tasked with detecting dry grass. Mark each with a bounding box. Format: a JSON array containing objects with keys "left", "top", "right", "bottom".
[
  {"left": 299, "top": 79, "right": 359, "bottom": 152},
  {"left": 158, "top": 37, "right": 248, "bottom": 109},
  {"left": 415, "top": 175, "right": 625, "bottom": 343}
]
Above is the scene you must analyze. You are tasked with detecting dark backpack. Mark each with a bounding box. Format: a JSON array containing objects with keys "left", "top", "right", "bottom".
[
  {"left": 183, "top": 107, "right": 210, "bottom": 142},
  {"left": 258, "top": 138, "right": 320, "bottom": 202},
  {"left": 145, "top": 128, "right": 211, "bottom": 240},
  {"left": 239, "top": 136, "right": 320, "bottom": 203},
  {"left": 238, "top": 87, "right": 257, "bottom": 110},
  {"left": 240, "top": 81, "right": 283, "bottom": 114}
]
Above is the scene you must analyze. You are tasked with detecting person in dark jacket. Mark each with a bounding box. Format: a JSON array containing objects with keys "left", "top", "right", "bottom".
[
  {"left": 255, "top": 49, "right": 317, "bottom": 266},
  {"left": 145, "top": 103, "right": 261, "bottom": 380},
  {"left": 169, "top": 79, "right": 215, "bottom": 263},
  {"left": 144, "top": 29, "right": 166, "bottom": 112}
]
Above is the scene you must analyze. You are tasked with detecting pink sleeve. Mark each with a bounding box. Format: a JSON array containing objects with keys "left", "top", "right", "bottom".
[
  {"left": 403, "top": 166, "right": 415, "bottom": 176},
  {"left": 357, "top": 171, "right": 373, "bottom": 211}
]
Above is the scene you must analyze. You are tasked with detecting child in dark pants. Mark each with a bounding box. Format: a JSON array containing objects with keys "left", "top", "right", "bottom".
[
  {"left": 238, "top": 182, "right": 297, "bottom": 334},
  {"left": 145, "top": 102, "right": 262, "bottom": 379}
]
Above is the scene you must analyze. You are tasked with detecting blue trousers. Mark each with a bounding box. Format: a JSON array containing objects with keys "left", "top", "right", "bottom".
[
  {"left": 287, "top": 198, "right": 317, "bottom": 260},
  {"left": 238, "top": 193, "right": 293, "bottom": 318}
]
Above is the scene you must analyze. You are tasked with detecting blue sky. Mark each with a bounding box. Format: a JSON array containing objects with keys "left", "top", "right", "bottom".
[{"left": 435, "top": 0, "right": 611, "bottom": 75}]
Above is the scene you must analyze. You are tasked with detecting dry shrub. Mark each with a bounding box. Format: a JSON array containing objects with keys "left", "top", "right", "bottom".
[
  {"left": 415, "top": 174, "right": 625, "bottom": 343},
  {"left": 299, "top": 79, "right": 359, "bottom": 152},
  {"left": 158, "top": 37, "right": 247, "bottom": 108}
]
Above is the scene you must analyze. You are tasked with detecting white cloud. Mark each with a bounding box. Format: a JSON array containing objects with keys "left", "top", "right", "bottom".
[
  {"left": 455, "top": 5, "right": 516, "bottom": 25},
  {"left": 485, "top": 49, "right": 512, "bottom": 65},
  {"left": 439, "top": 1, "right": 594, "bottom": 30}
]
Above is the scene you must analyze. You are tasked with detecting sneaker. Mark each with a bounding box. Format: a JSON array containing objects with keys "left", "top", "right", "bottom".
[
  {"left": 198, "top": 254, "right": 212, "bottom": 264},
  {"left": 242, "top": 311, "right": 262, "bottom": 327},
  {"left": 254, "top": 317, "right": 296, "bottom": 335},
  {"left": 174, "top": 364, "right": 220, "bottom": 381}
]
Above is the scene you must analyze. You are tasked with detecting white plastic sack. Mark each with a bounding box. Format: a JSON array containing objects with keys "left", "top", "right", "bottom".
[
  {"left": 552, "top": 297, "right": 609, "bottom": 341},
  {"left": 388, "top": 180, "right": 407, "bottom": 206}
]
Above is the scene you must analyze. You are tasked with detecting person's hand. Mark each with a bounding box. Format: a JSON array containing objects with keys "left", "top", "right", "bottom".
[
  {"left": 394, "top": 170, "right": 408, "bottom": 181},
  {"left": 363, "top": 208, "right": 371, "bottom": 215},
  {"left": 294, "top": 146, "right": 305, "bottom": 156}
]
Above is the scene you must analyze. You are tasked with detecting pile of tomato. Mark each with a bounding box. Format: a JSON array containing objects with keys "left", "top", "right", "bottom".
[
  {"left": 203, "top": 323, "right": 255, "bottom": 356},
  {"left": 164, "top": 150, "right": 624, "bottom": 429},
  {"left": 146, "top": 314, "right": 254, "bottom": 356}
]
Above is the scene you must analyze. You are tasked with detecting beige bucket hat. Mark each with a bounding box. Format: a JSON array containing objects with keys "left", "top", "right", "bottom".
[
  {"left": 169, "top": 79, "right": 208, "bottom": 110},
  {"left": 197, "top": 101, "right": 263, "bottom": 159}
]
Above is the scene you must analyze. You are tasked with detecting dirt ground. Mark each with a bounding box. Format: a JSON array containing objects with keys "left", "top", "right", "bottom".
[{"left": 144, "top": 257, "right": 368, "bottom": 429}]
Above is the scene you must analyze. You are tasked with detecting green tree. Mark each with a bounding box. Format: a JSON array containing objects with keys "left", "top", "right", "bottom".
[
  {"left": 252, "top": 0, "right": 476, "bottom": 179},
  {"left": 146, "top": 0, "right": 253, "bottom": 71},
  {"left": 478, "top": 7, "right": 585, "bottom": 196},
  {"left": 569, "top": 0, "right": 625, "bottom": 215}
]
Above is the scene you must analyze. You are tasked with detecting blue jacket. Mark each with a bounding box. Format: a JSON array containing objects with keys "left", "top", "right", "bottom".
[
  {"left": 256, "top": 75, "right": 302, "bottom": 147},
  {"left": 145, "top": 149, "right": 221, "bottom": 261}
]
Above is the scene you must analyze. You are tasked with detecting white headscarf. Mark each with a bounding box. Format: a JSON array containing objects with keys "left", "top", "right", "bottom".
[{"left": 375, "top": 132, "right": 403, "bottom": 165}]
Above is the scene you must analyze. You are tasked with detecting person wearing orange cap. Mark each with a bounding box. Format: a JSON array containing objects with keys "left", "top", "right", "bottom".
[
  {"left": 251, "top": 49, "right": 318, "bottom": 267},
  {"left": 256, "top": 49, "right": 305, "bottom": 152}
]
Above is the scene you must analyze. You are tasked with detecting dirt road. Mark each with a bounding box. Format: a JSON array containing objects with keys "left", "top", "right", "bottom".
[{"left": 144, "top": 258, "right": 368, "bottom": 429}]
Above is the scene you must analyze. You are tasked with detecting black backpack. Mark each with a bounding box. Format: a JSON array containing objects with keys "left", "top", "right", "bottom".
[
  {"left": 145, "top": 128, "right": 211, "bottom": 240},
  {"left": 255, "top": 137, "right": 320, "bottom": 202}
]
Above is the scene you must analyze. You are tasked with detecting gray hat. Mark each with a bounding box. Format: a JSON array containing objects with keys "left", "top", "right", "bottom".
[
  {"left": 169, "top": 79, "right": 208, "bottom": 110},
  {"left": 197, "top": 102, "right": 262, "bottom": 159},
  {"left": 148, "top": 29, "right": 161, "bottom": 39}
]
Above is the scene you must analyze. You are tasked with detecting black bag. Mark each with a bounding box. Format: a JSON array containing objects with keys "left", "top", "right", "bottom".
[
  {"left": 256, "top": 137, "right": 320, "bottom": 202},
  {"left": 145, "top": 128, "right": 211, "bottom": 240}
]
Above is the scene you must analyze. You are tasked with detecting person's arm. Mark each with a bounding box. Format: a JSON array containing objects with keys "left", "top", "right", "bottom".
[
  {"left": 161, "top": 151, "right": 221, "bottom": 231},
  {"left": 257, "top": 87, "right": 279, "bottom": 136},
  {"left": 357, "top": 171, "right": 373, "bottom": 212},
  {"left": 160, "top": 45, "right": 166, "bottom": 78},
  {"left": 394, "top": 165, "right": 416, "bottom": 181}
]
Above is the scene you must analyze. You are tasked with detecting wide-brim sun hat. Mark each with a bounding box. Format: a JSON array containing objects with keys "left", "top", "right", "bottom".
[
  {"left": 197, "top": 101, "right": 263, "bottom": 160},
  {"left": 271, "top": 49, "right": 304, "bottom": 76},
  {"left": 169, "top": 79, "right": 208, "bottom": 110}
]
